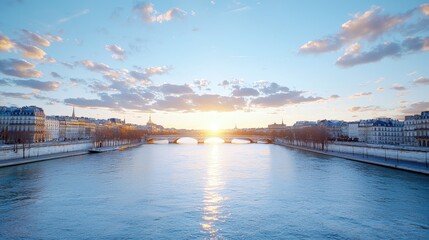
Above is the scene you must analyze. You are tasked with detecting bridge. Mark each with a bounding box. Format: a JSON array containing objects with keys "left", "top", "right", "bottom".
[{"left": 145, "top": 134, "right": 273, "bottom": 144}]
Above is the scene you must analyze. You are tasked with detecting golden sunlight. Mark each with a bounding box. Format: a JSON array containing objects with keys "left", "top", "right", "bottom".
[
  {"left": 209, "top": 123, "right": 219, "bottom": 133},
  {"left": 204, "top": 137, "right": 225, "bottom": 144}
]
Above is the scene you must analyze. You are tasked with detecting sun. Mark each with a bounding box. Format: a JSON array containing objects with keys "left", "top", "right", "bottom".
[{"left": 210, "top": 124, "right": 219, "bottom": 132}]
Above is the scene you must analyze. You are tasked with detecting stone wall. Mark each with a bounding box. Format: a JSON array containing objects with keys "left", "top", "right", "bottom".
[
  {"left": 326, "top": 143, "right": 429, "bottom": 164},
  {"left": 0, "top": 141, "right": 94, "bottom": 161}
]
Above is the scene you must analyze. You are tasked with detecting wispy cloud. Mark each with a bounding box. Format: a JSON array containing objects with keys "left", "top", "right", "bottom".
[
  {"left": 13, "top": 79, "right": 60, "bottom": 91},
  {"left": 391, "top": 84, "right": 407, "bottom": 91},
  {"left": 58, "top": 9, "right": 89, "bottom": 24},
  {"left": 350, "top": 91, "right": 372, "bottom": 98},
  {"left": 349, "top": 105, "right": 382, "bottom": 112},
  {"left": 0, "top": 33, "right": 15, "bottom": 52},
  {"left": 413, "top": 77, "right": 429, "bottom": 86},
  {"left": 105, "top": 44, "right": 126, "bottom": 60},
  {"left": 0, "top": 58, "right": 42, "bottom": 78}
]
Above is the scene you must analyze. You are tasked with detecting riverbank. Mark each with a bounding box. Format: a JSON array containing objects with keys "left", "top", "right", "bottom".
[
  {"left": 0, "top": 150, "right": 89, "bottom": 168},
  {"left": 275, "top": 141, "right": 429, "bottom": 175},
  {"left": 0, "top": 142, "right": 143, "bottom": 168}
]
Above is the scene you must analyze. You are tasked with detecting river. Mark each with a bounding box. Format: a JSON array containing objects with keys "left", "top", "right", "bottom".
[{"left": 0, "top": 144, "right": 428, "bottom": 239}]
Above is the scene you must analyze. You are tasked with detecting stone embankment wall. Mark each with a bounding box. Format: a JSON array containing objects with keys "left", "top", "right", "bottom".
[
  {"left": 326, "top": 143, "right": 429, "bottom": 164},
  {"left": 278, "top": 139, "right": 429, "bottom": 164},
  {"left": 0, "top": 141, "right": 94, "bottom": 161}
]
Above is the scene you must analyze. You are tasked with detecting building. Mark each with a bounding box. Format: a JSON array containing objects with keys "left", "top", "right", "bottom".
[
  {"left": 340, "top": 121, "right": 360, "bottom": 139},
  {"left": 45, "top": 117, "right": 60, "bottom": 141},
  {"left": 268, "top": 120, "right": 287, "bottom": 131},
  {"left": 404, "top": 111, "right": 429, "bottom": 147},
  {"left": 50, "top": 108, "right": 95, "bottom": 141},
  {"left": 358, "top": 118, "right": 403, "bottom": 145},
  {"left": 0, "top": 106, "right": 45, "bottom": 143},
  {"left": 142, "top": 116, "right": 164, "bottom": 133},
  {"left": 293, "top": 121, "right": 317, "bottom": 128}
]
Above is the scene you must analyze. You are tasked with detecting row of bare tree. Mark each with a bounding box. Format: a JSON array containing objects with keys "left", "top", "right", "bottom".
[
  {"left": 272, "top": 126, "right": 329, "bottom": 151},
  {"left": 94, "top": 125, "right": 144, "bottom": 147}
]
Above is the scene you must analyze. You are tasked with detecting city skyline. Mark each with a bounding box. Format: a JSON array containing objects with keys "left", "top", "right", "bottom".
[{"left": 1, "top": 1, "right": 429, "bottom": 129}]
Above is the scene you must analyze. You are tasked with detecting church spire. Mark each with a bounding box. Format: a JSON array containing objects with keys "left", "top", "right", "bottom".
[
  {"left": 72, "top": 106, "right": 75, "bottom": 118},
  {"left": 147, "top": 115, "right": 153, "bottom": 125}
]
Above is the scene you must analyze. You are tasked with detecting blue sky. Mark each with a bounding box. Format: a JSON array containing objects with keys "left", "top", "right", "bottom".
[{"left": 1, "top": 0, "right": 428, "bottom": 129}]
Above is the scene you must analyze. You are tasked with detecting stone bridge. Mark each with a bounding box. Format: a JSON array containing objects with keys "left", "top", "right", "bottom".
[{"left": 145, "top": 134, "right": 273, "bottom": 144}]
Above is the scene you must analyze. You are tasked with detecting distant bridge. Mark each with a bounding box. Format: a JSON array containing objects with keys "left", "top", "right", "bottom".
[{"left": 145, "top": 134, "right": 273, "bottom": 144}]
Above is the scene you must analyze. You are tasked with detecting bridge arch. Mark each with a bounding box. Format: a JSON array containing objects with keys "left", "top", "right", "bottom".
[
  {"left": 231, "top": 138, "right": 254, "bottom": 144},
  {"left": 176, "top": 137, "right": 198, "bottom": 144}
]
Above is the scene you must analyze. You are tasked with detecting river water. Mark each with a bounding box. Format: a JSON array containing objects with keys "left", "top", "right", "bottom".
[{"left": 0, "top": 144, "right": 428, "bottom": 239}]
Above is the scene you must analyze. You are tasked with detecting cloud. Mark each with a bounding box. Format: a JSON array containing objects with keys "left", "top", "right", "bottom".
[
  {"left": 58, "top": 9, "right": 89, "bottom": 24},
  {"left": 105, "top": 44, "right": 125, "bottom": 60},
  {"left": 350, "top": 91, "right": 372, "bottom": 98},
  {"left": 153, "top": 83, "right": 194, "bottom": 95},
  {"left": 65, "top": 91, "right": 155, "bottom": 111},
  {"left": 400, "top": 101, "right": 429, "bottom": 115},
  {"left": 34, "top": 94, "right": 61, "bottom": 105},
  {"left": 69, "top": 78, "right": 86, "bottom": 86},
  {"left": 336, "top": 42, "right": 401, "bottom": 67},
  {"left": 421, "top": 3, "right": 429, "bottom": 15},
  {"left": 299, "top": 6, "right": 411, "bottom": 54},
  {"left": 299, "top": 38, "right": 342, "bottom": 54},
  {"left": 300, "top": 4, "right": 429, "bottom": 67},
  {"left": 134, "top": 3, "right": 187, "bottom": 23},
  {"left": 391, "top": 84, "right": 407, "bottom": 91},
  {"left": 143, "top": 66, "right": 170, "bottom": 76},
  {"left": 22, "top": 30, "right": 50, "bottom": 47},
  {"left": 0, "top": 79, "right": 9, "bottom": 86},
  {"left": 0, "top": 34, "right": 14, "bottom": 52},
  {"left": 16, "top": 43, "right": 46, "bottom": 59},
  {"left": 193, "top": 79, "right": 210, "bottom": 90},
  {"left": 0, "top": 91, "right": 33, "bottom": 99},
  {"left": 154, "top": 94, "right": 246, "bottom": 112},
  {"left": 251, "top": 91, "right": 322, "bottom": 108},
  {"left": 129, "top": 66, "right": 170, "bottom": 83},
  {"left": 45, "top": 34, "right": 63, "bottom": 43},
  {"left": 402, "top": 36, "right": 429, "bottom": 51},
  {"left": 231, "top": 87, "right": 259, "bottom": 97},
  {"left": 0, "top": 58, "right": 42, "bottom": 78},
  {"left": 376, "top": 87, "right": 384, "bottom": 92},
  {"left": 258, "top": 82, "right": 289, "bottom": 94},
  {"left": 51, "top": 72, "right": 63, "bottom": 79},
  {"left": 88, "top": 80, "right": 112, "bottom": 92},
  {"left": 413, "top": 77, "right": 429, "bottom": 86},
  {"left": 60, "top": 62, "right": 75, "bottom": 69},
  {"left": 348, "top": 105, "right": 382, "bottom": 112},
  {"left": 13, "top": 79, "right": 60, "bottom": 91},
  {"left": 217, "top": 79, "right": 242, "bottom": 88}
]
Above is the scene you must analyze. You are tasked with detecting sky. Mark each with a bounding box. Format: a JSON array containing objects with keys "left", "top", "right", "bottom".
[{"left": 0, "top": 0, "right": 428, "bottom": 130}]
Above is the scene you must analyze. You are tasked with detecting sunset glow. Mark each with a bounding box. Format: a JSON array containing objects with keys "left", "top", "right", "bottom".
[{"left": 0, "top": 1, "right": 428, "bottom": 129}]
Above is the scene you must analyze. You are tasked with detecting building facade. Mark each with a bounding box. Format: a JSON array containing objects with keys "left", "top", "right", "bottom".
[
  {"left": 0, "top": 106, "right": 46, "bottom": 143},
  {"left": 358, "top": 118, "right": 403, "bottom": 145},
  {"left": 45, "top": 117, "right": 60, "bottom": 141},
  {"left": 404, "top": 111, "right": 429, "bottom": 147}
]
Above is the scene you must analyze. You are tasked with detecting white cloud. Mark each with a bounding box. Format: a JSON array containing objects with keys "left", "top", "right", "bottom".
[{"left": 134, "top": 3, "right": 187, "bottom": 23}]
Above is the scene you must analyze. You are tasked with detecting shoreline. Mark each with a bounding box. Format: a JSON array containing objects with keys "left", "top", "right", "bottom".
[
  {"left": 0, "top": 150, "right": 89, "bottom": 168},
  {"left": 275, "top": 142, "right": 429, "bottom": 175},
  {"left": 0, "top": 142, "right": 143, "bottom": 168}
]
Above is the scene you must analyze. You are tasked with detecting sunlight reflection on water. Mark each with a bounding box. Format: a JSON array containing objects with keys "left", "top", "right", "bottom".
[{"left": 200, "top": 145, "right": 228, "bottom": 239}]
